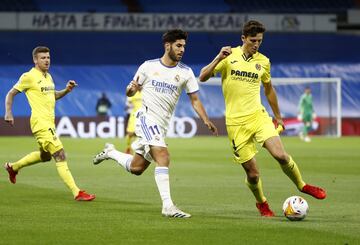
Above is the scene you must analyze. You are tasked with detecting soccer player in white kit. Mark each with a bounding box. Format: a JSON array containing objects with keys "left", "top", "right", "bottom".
[{"left": 93, "top": 29, "right": 218, "bottom": 218}]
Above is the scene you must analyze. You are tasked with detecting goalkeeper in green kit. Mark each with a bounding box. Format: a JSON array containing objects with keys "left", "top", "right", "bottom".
[{"left": 298, "top": 87, "right": 315, "bottom": 142}]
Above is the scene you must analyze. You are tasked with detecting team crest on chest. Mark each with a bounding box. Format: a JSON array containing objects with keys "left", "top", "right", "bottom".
[
  {"left": 175, "top": 75, "right": 180, "bottom": 82},
  {"left": 255, "top": 64, "right": 261, "bottom": 71}
]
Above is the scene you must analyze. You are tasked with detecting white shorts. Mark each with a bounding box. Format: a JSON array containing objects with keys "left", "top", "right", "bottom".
[{"left": 132, "top": 110, "right": 167, "bottom": 162}]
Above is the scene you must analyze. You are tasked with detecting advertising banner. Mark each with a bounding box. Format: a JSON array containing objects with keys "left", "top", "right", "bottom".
[{"left": 0, "top": 12, "right": 336, "bottom": 32}]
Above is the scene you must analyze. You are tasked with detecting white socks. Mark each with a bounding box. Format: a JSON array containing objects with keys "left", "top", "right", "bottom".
[
  {"left": 107, "top": 151, "right": 174, "bottom": 208},
  {"left": 107, "top": 150, "right": 133, "bottom": 172},
  {"left": 155, "top": 167, "right": 174, "bottom": 208}
]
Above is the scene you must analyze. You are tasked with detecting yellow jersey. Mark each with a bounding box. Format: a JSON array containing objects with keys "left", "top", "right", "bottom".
[
  {"left": 14, "top": 67, "right": 56, "bottom": 133},
  {"left": 214, "top": 46, "right": 271, "bottom": 125},
  {"left": 127, "top": 91, "right": 142, "bottom": 114}
]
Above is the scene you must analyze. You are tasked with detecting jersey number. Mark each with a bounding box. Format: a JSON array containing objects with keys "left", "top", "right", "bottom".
[
  {"left": 148, "top": 125, "right": 160, "bottom": 135},
  {"left": 48, "top": 128, "right": 56, "bottom": 135}
]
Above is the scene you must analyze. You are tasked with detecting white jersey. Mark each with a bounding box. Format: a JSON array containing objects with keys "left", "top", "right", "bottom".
[{"left": 133, "top": 58, "right": 199, "bottom": 129}]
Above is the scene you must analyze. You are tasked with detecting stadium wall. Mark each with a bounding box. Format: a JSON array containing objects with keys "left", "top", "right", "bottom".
[
  {"left": 1, "top": 32, "right": 359, "bottom": 136},
  {"left": 1, "top": 32, "right": 360, "bottom": 64},
  {"left": 1, "top": 63, "right": 359, "bottom": 136}
]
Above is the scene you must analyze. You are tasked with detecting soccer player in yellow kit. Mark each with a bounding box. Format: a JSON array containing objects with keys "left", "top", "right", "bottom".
[
  {"left": 4, "top": 46, "right": 95, "bottom": 201},
  {"left": 124, "top": 91, "right": 142, "bottom": 154},
  {"left": 199, "top": 20, "right": 326, "bottom": 216}
]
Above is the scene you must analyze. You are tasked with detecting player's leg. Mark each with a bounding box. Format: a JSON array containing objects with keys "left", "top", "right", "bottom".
[
  {"left": 4, "top": 151, "right": 42, "bottom": 184},
  {"left": 228, "top": 122, "right": 274, "bottom": 217},
  {"left": 37, "top": 128, "right": 82, "bottom": 199},
  {"left": 150, "top": 146, "right": 172, "bottom": 207},
  {"left": 52, "top": 148, "right": 95, "bottom": 201},
  {"left": 125, "top": 132, "right": 135, "bottom": 154},
  {"left": 4, "top": 138, "right": 52, "bottom": 184},
  {"left": 303, "top": 113, "right": 313, "bottom": 142},
  {"left": 256, "top": 110, "right": 307, "bottom": 191},
  {"left": 302, "top": 119, "right": 308, "bottom": 137},
  {"left": 150, "top": 145, "right": 191, "bottom": 218},
  {"left": 242, "top": 158, "right": 265, "bottom": 203},
  {"left": 303, "top": 120, "right": 311, "bottom": 142},
  {"left": 125, "top": 114, "right": 136, "bottom": 154},
  {"left": 242, "top": 157, "right": 274, "bottom": 217},
  {"left": 263, "top": 136, "right": 326, "bottom": 199},
  {"left": 94, "top": 110, "right": 148, "bottom": 172},
  {"left": 93, "top": 141, "right": 151, "bottom": 174},
  {"left": 52, "top": 148, "right": 79, "bottom": 196},
  {"left": 263, "top": 136, "right": 305, "bottom": 187},
  {"left": 43, "top": 127, "right": 94, "bottom": 201}
]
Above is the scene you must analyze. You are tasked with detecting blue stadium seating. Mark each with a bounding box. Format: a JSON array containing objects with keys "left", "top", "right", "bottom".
[
  {"left": 33, "top": 0, "right": 128, "bottom": 12},
  {"left": 1, "top": 31, "right": 359, "bottom": 65},
  {"left": 226, "top": 0, "right": 354, "bottom": 13},
  {"left": 138, "top": 0, "right": 230, "bottom": 13},
  {"left": 0, "top": 0, "right": 355, "bottom": 13},
  {"left": 0, "top": 0, "right": 37, "bottom": 11}
]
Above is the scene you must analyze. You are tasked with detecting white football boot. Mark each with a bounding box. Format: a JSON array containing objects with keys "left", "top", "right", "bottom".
[
  {"left": 93, "top": 143, "right": 115, "bottom": 165},
  {"left": 162, "top": 205, "right": 191, "bottom": 218}
]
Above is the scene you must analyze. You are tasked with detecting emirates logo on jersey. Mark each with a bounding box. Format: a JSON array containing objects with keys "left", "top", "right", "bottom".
[
  {"left": 175, "top": 75, "right": 180, "bottom": 82},
  {"left": 255, "top": 64, "right": 261, "bottom": 71}
]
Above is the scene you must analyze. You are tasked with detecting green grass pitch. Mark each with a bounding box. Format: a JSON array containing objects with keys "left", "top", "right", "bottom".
[{"left": 0, "top": 136, "right": 359, "bottom": 244}]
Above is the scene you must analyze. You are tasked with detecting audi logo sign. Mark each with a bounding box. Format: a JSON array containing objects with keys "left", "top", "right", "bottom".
[
  {"left": 56, "top": 116, "right": 199, "bottom": 138},
  {"left": 0, "top": 116, "right": 226, "bottom": 137}
]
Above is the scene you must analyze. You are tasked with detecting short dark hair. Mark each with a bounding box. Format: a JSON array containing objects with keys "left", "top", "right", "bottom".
[
  {"left": 32, "top": 46, "right": 50, "bottom": 58},
  {"left": 242, "top": 20, "right": 266, "bottom": 37},
  {"left": 162, "top": 29, "right": 188, "bottom": 44}
]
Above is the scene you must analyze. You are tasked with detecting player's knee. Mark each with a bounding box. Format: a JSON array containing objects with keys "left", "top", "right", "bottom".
[
  {"left": 52, "top": 149, "right": 66, "bottom": 162},
  {"left": 247, "top": 172, "right": 260, "bottom": 183},
  {"left": 130, "top": 166, "right": 145, "bottom": 176},
  {"left": 157, "top": 154, "right": 170, "bottom": 166},
  {"left": 274, "top": 152, "right": 289, "bottom": 164}
]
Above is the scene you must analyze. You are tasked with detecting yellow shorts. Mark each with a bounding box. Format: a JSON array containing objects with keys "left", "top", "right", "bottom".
[
  {"left": 126, "top": 112, "right": 136, "bottom": 133},
  {"left": 34, "top": 127, "right": 63, "bottom": 155},
  {"left": 226, "top": 109, "right": 278, "bottom": 164}
]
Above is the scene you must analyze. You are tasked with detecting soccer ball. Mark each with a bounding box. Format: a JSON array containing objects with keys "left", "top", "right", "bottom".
[{"left": 282, "top": 196, "right": 309, "bottom": 221}]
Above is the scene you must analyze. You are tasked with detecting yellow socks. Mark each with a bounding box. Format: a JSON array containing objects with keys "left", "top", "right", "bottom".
[
  {"left": 245, "top": 177, "right": 266, "bottom": 203},
  {"left": 280, "top": 156, "right": 306, "bottom": 190},
  {"left": 11, "top": 151, "right": 42, "bottom": 171},
  {"left": 55, "top": 161, "right": 80, "bottom": 197},
  {"left": 126, "top": 134, "right": 132, "bottom": 149}
]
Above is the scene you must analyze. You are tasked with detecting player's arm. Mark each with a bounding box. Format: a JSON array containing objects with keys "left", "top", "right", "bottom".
[
  {"left": 55, "top": 80, "right": 77, "bottom": 100},
  {"left": 188, "top": 92, "right": 218, "bottom": 136},
  {"left": 199, "top": 46, "right": 232, "bottom": 82},
  {"left": 263, "top": 81, "right": 284, "bottom": 128},
  {"left": 126, "top": 76, "right": 141, "bottom": 97},
  {"left": 4, "top": 88, "right": 20, "bottom": 126}
]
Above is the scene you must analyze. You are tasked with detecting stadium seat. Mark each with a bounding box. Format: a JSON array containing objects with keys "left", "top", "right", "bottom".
[
  {"left": 138, "top": 0, "right": 231, "bottom": 13},
  {"left": 33, "top": 0, "right": 128, "bottom": 12},
  {"left": 0, "top": 0, "right": 38, "bottom": 11}
]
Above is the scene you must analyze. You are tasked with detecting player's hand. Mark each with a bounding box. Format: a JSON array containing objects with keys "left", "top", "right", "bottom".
[
  {"left": 66, "top": 80, "right": 78, "bottom": 92},
  {"left": 276, "top": 124, "right": 284, "bottom": 134},
  {"left": 204, "top": 120, "right": 218, "bottom": 136},
  {"left": 131, "top": 76, "right": 142, "bottom": 89},
  {"left": 127, "top": 76, "right": 142, "bottom": 91},
  {"left": 4, "top": 112, "right": 14, "bottom": 126},
  {"left": 275, "top": 119, "right": 285, "bottom": 134},
  {"left": 216, "top": 46, "right": 232, "bottom": 60},
  {"left": 312, "top": 112, "right": 317, "bottom": 120}
]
